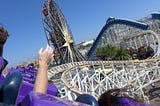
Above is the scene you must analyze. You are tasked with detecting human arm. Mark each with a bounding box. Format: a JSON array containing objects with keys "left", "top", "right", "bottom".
[{"left": 34, "top": 45, "right": 53, "bottom": 94}]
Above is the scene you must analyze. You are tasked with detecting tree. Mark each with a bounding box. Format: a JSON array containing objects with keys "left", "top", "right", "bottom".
[
  {"left": 113, "top": 47, "right": 131, "bottom": 60},
  {"left": 95, "top": 45, "right": 131, "bottom": 60}
]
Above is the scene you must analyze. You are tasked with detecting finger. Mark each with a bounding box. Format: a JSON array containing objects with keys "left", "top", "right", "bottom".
[
  {"left": 51, "top": 54, "right": 54, "bottom": 58},
  {"left": 45, "top": 44, "right": 50, "bottom": 52},
  {"left": 46, "top": 46, "right": 52, "bottom": 55},
  {"left": 51, "top": 49, "right": 53, "bottom": 54},
  {"left": 48, "top": 46, "right": 53, "bottom": 54},
  {"left": 39, "top": 48, "right": 43, "bottom": 54}
]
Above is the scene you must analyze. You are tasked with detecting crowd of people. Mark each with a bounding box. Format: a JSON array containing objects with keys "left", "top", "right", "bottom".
[{"left": 0, "top": 26, "right": 152, "bottom": 106}]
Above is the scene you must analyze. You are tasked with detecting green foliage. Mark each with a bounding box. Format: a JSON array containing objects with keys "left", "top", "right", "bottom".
[
  {"left": 112, "top": 47, "right": 131, "bottom": 60},
  {"left": 95, "top": 45, "right": 131, "bottom": 60}
]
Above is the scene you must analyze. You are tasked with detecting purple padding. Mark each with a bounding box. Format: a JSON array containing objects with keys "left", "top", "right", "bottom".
[
  {"left": 16, "top": 81, "right": 58, "bottom": 105},
  {"left": 25, "top": 71, "right": 35, "bottom": 74},
  {"left": 16, "top": 81, "right": 34, "bottom": 105},
  {"left": 47, "top": 83, "right": 58, "bottom": 96},
  {"left": 23, "top": 77, "right": 34, "bottom": 83},
  {"left": 119, "top": 98, "right": 150, "bottom": 106},
  {"left": 9, "top": 68, "right": 24, "bottom": 74},
  {"left": 28, "top": 69, "right": 37, "bottom": 74},
  {"left": 16, "top": 95, "right": 25, "bottom": 105},
  {"left": 0, "top": 75, "right": 4, "bottom": 83},
  {"left": 23, "top": 73, "right": 33, "bottom": 78},
  {"left": 21, "top": 91, "right": 90, "bottom": 106}
]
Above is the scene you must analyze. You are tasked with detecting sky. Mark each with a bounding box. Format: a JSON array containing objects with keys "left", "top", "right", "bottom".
[{"left": 0, "top": 0, "right": 160, "bottom": 67}]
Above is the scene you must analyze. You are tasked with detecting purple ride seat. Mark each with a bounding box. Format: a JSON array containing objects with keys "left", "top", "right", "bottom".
[
  {"left": 15, "top": 81, "right": 33, "bottom": 105},
  {"left": 0, "top": 58, "right": 58, "bottom": 105},
  {"left": 23, "top": 77, "right": 34, "bottom": 83},
  {"left": 28, "top": 69, "right": 37, "bottom": 74},
  {"left": 0, "top": 75, "right": 4, "bottom": 83},
  {"left": 23, "top": 73, "right": 34, "bottom": 78},
  {"left": 16, "top": 81, "right": 58, "bottom": 105},
  {"left": 20, "top": 91, "right": 91, "bottom": 106}
]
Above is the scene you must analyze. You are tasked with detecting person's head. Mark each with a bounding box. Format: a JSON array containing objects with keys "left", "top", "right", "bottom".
[
  {"left": 0, "top": 24, "right": 9, "bottom": 56},
  {"left": 98, "top": 89, "right": 150, "bottom": 106},
  {"left": 28, "top": 63, "right": 34, "bottom": 67}
]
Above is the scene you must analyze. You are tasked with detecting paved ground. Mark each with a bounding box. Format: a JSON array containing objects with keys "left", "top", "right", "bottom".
[
  {"left": 144, "top": 81, "right": 160, "bottom": 106},
  {"left": 150, "top": 98, "right": 160, "bottom": 106}
]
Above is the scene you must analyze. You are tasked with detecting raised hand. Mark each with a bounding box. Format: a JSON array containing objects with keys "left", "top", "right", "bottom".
[
  {"left": 38, "top": 45, "right": 53, "bottom": 67},
  {"left": 34, "top": 45, "right": 53, "bottom": 94}
]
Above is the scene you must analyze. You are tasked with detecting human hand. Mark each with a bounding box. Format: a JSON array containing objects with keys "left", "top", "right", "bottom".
[
  {"left": 38, "top": 45, "right": 53, "bottom": 68},
  {"left": 34, "top": 45, "right": 53, "bottom": 93}
]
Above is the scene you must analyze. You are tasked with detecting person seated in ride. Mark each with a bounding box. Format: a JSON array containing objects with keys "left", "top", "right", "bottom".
[
  {"left": 0, "top": 25, "right": 56, "bottom": 105},
  {"left": 0, "top": 25, "right": 23, "bottom": 105},
  {"left": 33, "top": 45, "right": 100, "bottom": 106},
  {"left": 98, "top": 88, "right": 150, "bottom": 106},
  {"left": 0, "top": 25, "right": 9, "bottom": 75}
]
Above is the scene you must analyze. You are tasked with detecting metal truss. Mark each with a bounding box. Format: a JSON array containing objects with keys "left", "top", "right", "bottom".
[
  {"left": 41, "top": 2, "right": 160, "bottom": 103},
  {"left": 46, "top": 19, "right": 160, "bottom": 103},
  {"left": 48, "top": 59, "right": 159, "bottom": 103},
  {"left": 42, "top": 0, "right": 85, "bottom": 65}
]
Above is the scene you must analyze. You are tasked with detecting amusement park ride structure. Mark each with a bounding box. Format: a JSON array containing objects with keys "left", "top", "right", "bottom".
[
  {"left": 42, "top": 0, "right": 86, "bottom": 65},
  {"left": 42, "top": 0, "right": 160, "bottom": 103}
]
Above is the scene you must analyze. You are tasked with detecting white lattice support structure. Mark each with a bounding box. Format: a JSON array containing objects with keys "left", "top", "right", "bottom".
[
  {"left": 56, "top": 59, "right": 160, "bottom": 102},
  {"left": 47, "top": 29, "right": 160, "bottom": 101}
]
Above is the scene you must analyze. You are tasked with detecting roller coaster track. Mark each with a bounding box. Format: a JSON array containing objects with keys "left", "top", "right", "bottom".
[
  {"left": 87, "top": 18, "right": 149, "bottom": 59},
  {"left": 48, "top": 58, "right": 160, "bottom": 102},
  {"left": 42, "top": 1, "right": 160, "bottom": 102},
  {"left": 48, "top": 29, "right": 160, "bottom": 102}
]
